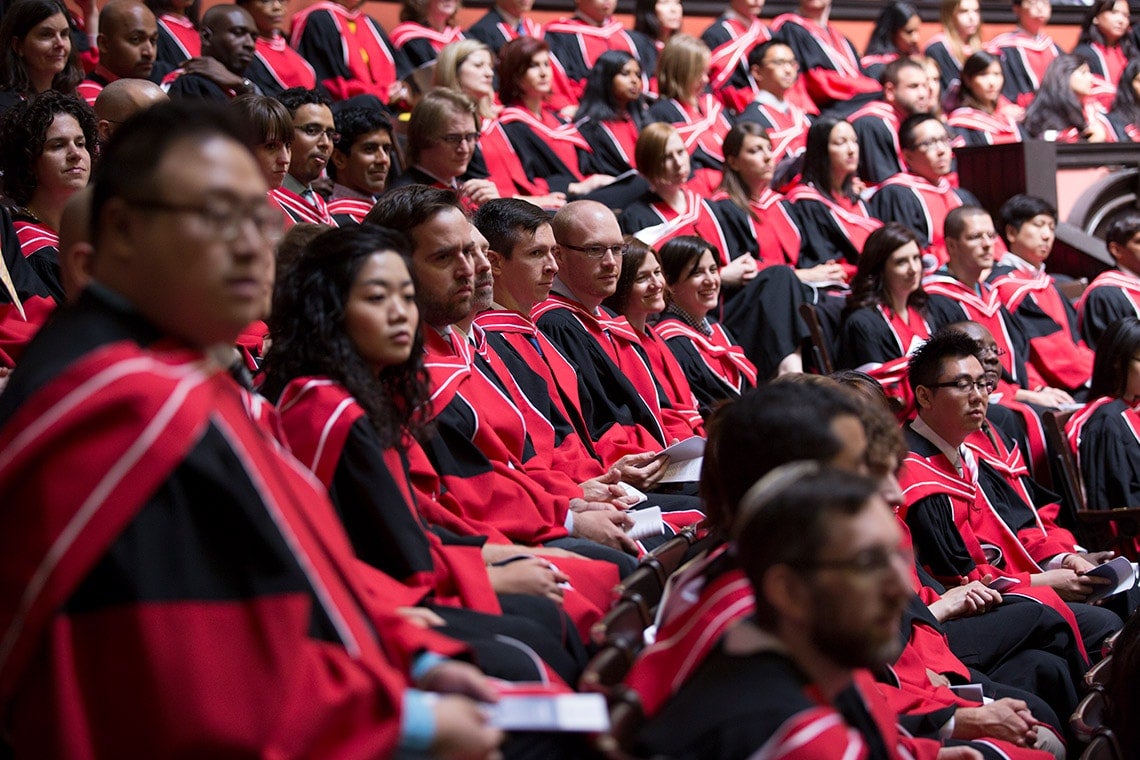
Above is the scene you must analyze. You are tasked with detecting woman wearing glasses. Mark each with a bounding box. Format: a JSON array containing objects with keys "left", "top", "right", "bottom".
[{"left": 0, "top": 90, "right": 95, "bottom": 303}]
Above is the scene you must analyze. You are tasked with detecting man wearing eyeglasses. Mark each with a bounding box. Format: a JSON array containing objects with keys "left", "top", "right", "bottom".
[
  {"left": 271, "top": 86, "right": 336, "bottom": 225},
  {"left": 869, "top": 113, "right": 981, "bottom": 270},
  {"left": 535, "top": 201, "right": 704, "bottom": 462},
  {"left": 901, "top": 329, "right": 1123, "bottom": 660},
  {"left": 0, "top": 102, "right": 506, "bottom": 759},
  {"left": 389, "top": 88, "right": 500, "bottom": 211}
]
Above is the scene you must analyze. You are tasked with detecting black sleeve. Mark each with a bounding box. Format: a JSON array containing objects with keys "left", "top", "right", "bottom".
[{"left": 904, "top": 493, "right": 980, "bottom": 581}]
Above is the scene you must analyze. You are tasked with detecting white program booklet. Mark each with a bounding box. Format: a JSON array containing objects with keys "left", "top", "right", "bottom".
[
  {"left": 488, "top": 694, "right": 610, "bottom": 732},
  {"left": 656, "top": 436, "right": 705, "bottom": 483},
  {"left": 626, "top": 506, "right": 664, "bottom": 541},
  {"left": 1083, "top": 556, "right": 1138, "bottom": 603}
]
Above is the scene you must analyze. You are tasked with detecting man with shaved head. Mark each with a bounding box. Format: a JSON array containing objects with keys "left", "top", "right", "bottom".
[
  {"left": 77, "top": 0, "right": 161, "bottom": 106},
  {"left": 93, "top": 77, "right": 168, "bottom": 142},
  {"left": 162, "top": 4, "right": 259, "bottom": 101},
  {"left": 535, "top": 201, "right": 703, "bottom": 466}
]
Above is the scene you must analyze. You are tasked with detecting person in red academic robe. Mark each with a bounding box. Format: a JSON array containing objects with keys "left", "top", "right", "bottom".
[
  {"left": 236, "top": 0, "right": 318, "bottom": 96},
  {"left": 699, "top": 0, "right": 771, "bottom": 113},
  {"left": 1078, "top": 213, "right": 1140, "bottom": 348},
  {"left": 850, "top": 58, "right": 935, "bottom": 187},
  {"left": 947, "top": 51, "right": 1025, "bottom": 148},
  {"left": 1072, "top": 0, "right": 1135, "bottom": 110},
  {"left": 735, "top": 40, "right": 813, "bottom": 172},
  {"left": 389, "top": 0, "right": 465, "bottom": 71},
  {"left": 985, "top": 0, "right": 1059, "bottom": 109}
]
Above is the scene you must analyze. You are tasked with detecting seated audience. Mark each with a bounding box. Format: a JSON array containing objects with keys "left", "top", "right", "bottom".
[
  {"left": 869, "top": 112, "right": 981, "bottom": 268},
  {"left": 0, "top": 90, "right": 95, "bottom": 302},
  {"left": 235, "top": 0, "right": 318, "bottom": 96},
  {"left": 271, "top": 87, "right": 335, "bottom": 224},
  {"left": 860, "top": 1, "right": 922, "bottom": 81},
  {"left": 699, "top": 0, "right": 771, "bottom": 113},
  {"left": 770, "top": 0, "right": 880, "bottom": 113},
  {"left": 1078, "top": 212, "right": 1140, "bottom": 348},
  {"left": 290, "top": 0, "right": 410, "bottom": 104},
  {"left": 850, "top": 57, "right": 935, "bottom": 186},
  {"left": 327, "top": 106, "right": 394, "bottom": 225},
  {"left": 0, "top": 0, "right": 83, "bottom": 114},
  {"left": 162, "top": 4, "right": 257, "bottom": 101},
  {"left": 925, "top": 0, "right": 982, "bottom": 93},
  {"left": 985, "top": 0, "right": 1059, "bottom": 110},
  {"left": 573, "top": 50, "right": 649, "bottom": 178},
  {"left": 76, "top": 0, "right": 160, "bottom": 106},
  {"left": 465, "top": 0, "right": 542, "bottom": 56},
  {"left": 787, "top": 116, "right": 881, "bottom": 278},
  {"left": 1065, "top": 316, "right": 1140, "bottom": 517},
  {"left": 648, "top": 34, "right": 733, "bottom": 196},
  {"left": 1072, "top": 0, "right": 1134, "bottom": 109},
  {"left": 146, "top": 0, "right": 199, "bottom": 68},
  {"left": 390, "top": 0, "right": 465, "bottom": 73},
  {"left": 838, "top": 223, "right": 929, "bottom": 411},
  {"left": 654, "top": 235, "right": 757, "bottom": 416},
  {"left": 735, "top": 40, "right": 811, "bottom": 172},
  {"left": 947, "top": 51, "right": 1024, "bottom": 146},
  {"left": 990, "top": 194, "right": 1092, "bottom": 397},
  {"left": 0, "top": 98, "right": 506, "bottom": 760},
  {"left": 1023, "top": 53, "right": 1115, "bottom": 142}
]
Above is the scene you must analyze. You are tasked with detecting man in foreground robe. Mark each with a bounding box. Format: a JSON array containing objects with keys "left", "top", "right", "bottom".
[{"left": 0, "top": 102, "right": 503, "bottom": 759}]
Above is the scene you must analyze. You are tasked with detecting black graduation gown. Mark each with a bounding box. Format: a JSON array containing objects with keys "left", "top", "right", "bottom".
[
  {"left": 1078, "top": 398, "right": 1140, "bottom": 512},
  {"left": 164, "top": 71, "right": 236, "bottom": 102},
  {"left": 851, "top": 106, "right": 904, "bottom": 185}
]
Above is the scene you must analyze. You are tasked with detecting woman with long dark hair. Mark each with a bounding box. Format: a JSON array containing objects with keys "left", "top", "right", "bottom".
[
  {"left": 262, "top": 224, "right": 591, "bottom": 687},
  {"left": 947, "top": 51, "right": 1024, "bottom": 146},
  {"left": 838, "top": 223, "right": 929, "bottom": 409},
  {"left": 0, "top": 0, "right": 83, "bottom": 113},
  {"left": 0, "top": 90, "right": 95, "bottom": 302},
  {"left": 633, "top": 0, "right": 681, "bottom": 56},
  {"left": 786, "top": 116, "right": 881, "bottom": 278},
  {"left": 1108, "top": 58, "right": 1140, "bottom": 140},
  {"left": 1073, "top": 0, "right": 1135, "bottom": 108},
  {"left": 653, "top": 235, "right": 756, "bottom": 417},
  {"left": 574, "top": 50, "right": 649, "bottom": 176},
  {"left": 1065, "top": 316, "right": 1140, "bottom": 518},
  {"left": 861, "top": 2, "right": 922, "bottom": 81},
  {"left": 1024, "top": 53, "right": 1116, "bottom": 142}
]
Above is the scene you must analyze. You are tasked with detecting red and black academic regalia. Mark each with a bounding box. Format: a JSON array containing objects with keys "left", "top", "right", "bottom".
[
  {"left": 1068, "top": 397, "right": 1140, "bottom": 519},
  {"left": 269, "top": 185, "right": 335, "bottom": 226},
  {"left": 924, "top": 34, "right": 963, "bottom": 93},
  {"left": 161, "top": 68, "right": 241, "bottom": 102},
  {"left": 838, "top": 303, "right": 930, "bottom": 416},
  {"left": 787, "top": 183, "right": 882, "bottom": 272},
  {"left": 76, "top": 65, "right": 116, "bottom": 106},
  {"left": 617, "top": 188, "right": 733, "bottom": 261},
  {"left": 699, "top": 13, "right": 771, "bottom": 113},
  {"left": 155, "top": 12, "right": 199, "bottom": 70},
  {"left": 0, "top": 207, "right": 55, "bottom": 367},
  {"left": 861, "top": 51, "right": 899, "bottom": 83},
  {"left": 709, "top": 190, "right": 804, "bottom": 270},
  {"left": 899, "top": 424, "right": 1090, "bottom": 658},
  {"left": 246, "top": 32, "right": 318, "bottom": 97},
  {"left": 0, "top": 286, "right": 466, "bottom": 758},
  {"left": 646, "top": 94, "right": 733, "bottom": 194},
  {"left": 465, "top": 6, "right": 543, "bottom": 55},
  {"left": 636, "top": 641, "right": 945, "bottom": 760},
  {"left": 1078, "top": 268, "right": 1140, "bottom": 349},
  {"left": 388, "top": 22, "right": 464, "bottom": 70},
  {"left": 326, "top": 195, "right": 374, "bottom": 227},
  {"left": 654, "top": 312, "right": 757, "bottom": 418},
  {"left": 989, "top": 264, "right": 1093, "bottom": 393},
  {"left": 1073, "top": 41, "right": 1128, "bottom": 110},
  {"left": 291, "top": 1, "right": 410, "bottom": 102},
  {"left": 947, "top": 102, "right": 1024, "bottom": 147},
  {"left": 12, "top": 216, "right": 63, "bottom": 304},
  {"left": 770, "top": 13, "right": 881, "bottom": 112},
  {"left": 534, "top": 293, "right": 698, "bottom": 463},
  {"left": 496, "top": 106, "right": 591, "bottom": 196},
  {"left": 923, "top": 270, "right": 1029, "bottom": 386},
  {"left": 637, "top": 323, "right": 706, "bottom": 436},
  {"left": 574, "top": 115, "right": 640, "bottom": 176},
  {"left": 543, "top": 17, "right": 655, "bottom": 105},
  {"left": 1048, "top": 100, "right": 1119, "bottom": 143},
  {"left": 869, "top": 174, "right": 981, "bottom": 270},
  {"left": 986, "top": 31, "right": 1060, "bottom": 110},
  {"left": 735, "top": 96, "right": 811, "bottom": 170},
  {"left": 849, "top": 100, "right": 905, "bottom": 186}
]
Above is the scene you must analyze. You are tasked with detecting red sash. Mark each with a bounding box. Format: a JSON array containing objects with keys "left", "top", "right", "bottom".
[
  {"left": 253, "top": 33, "right": 317, "bottom": 91},
  {"left": 924, "top": 274, "right": 1020, "bottom": 382},
  {"left": 290, "top": 2, "right": 398, "bottom": 95},
  {"left": 1077, "top": 269, "right": 1140, "bottom": 325},
  {"left": 786, "top": 184, "right": 882, "bottom": 254},
  {"left": 707, "top": 16, "right": 771, "bottom": 90},
  {"left": 654, "top": 319, "right": 758, "bottom": 391},
  {"left": 269, "top": 186, "right": 334, "bottom": 226},
  {"left": 388, "top": 22, "right": 464, "bottom": 51},
  {"left": 158, "top": 13, "right": 199, "bottom": 59},
  {"left": 947, "top": 104, "right": 1022, "bottom": 146},
  {"left": 327, "top": 197, "right": 374, "bottom": 225},
  {"left": 666, "top": 95, "right": 730, "bottom": 163},
  {"left": 13, "top": 221, "right": 57, "bottom": 259},
  {"left": 875, "top": 173, "right": 965, "bottom": 266},
  {"left": 498, "top": 106, "right": 589, "bottom": 181}
]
